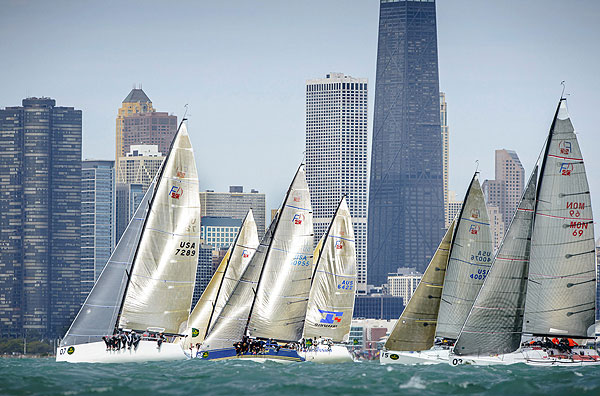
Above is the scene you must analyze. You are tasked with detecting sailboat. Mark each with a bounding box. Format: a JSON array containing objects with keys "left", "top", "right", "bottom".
[
  {"left": 380, "top": 172, "right": 493, "bottom": 364},
  {"left": 299, "top": 197, "right": 357, "bottom": 363},
  {"left": 57, "top": 122, "right": 200, "bottom": 363},
  {"left": 449, "top": 98, "right": 599, "bottom": 366},
  {"left": 198, "top": 164, "right": 314, "bottom": 362},
  {"left": 179, "top": 210, "right": 259, "bottom": 356}
]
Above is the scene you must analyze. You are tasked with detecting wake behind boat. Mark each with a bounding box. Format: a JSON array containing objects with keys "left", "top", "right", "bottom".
[{"left": 57, "top": 122, "right": 200, "bottom": 363}]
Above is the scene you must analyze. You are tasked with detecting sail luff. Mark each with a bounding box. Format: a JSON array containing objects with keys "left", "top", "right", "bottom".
[
  {"left": 384, "top": 219, "right": 455, "bottom": 351},
  {"left": 303, "top": 197, "right": 357, "bottom": 342},
  {"left": 454, "top": 167, "right": 538, "bottom": 356},
  {"left": 523, "top": 99, "right": 596, "bottom": 337},
  {"left": 435, "top": 173, "right": 493, "bottom": 340}
]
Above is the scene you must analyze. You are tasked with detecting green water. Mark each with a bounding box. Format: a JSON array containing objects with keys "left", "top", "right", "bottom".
[{"left": 1, "top": 358, "right": 599, "bottom": 396}]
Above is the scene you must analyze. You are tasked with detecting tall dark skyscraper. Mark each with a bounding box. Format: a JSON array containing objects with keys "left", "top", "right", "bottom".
[
  {"left": 368, "top": 0, "right": 444, "bottom": 286},
  {"left": 0, "top": 97, "right": 81, "bottom": 338}
]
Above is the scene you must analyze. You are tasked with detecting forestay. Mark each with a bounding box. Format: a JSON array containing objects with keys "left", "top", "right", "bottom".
[
  {"left": 524, "top": 99, "right": 596, "bottom": 337},
  {"left": 303, "top": 197, "right": 356, "bottom": 342},
  {"left": 454, "top": 168, "right": 538, "bottom": 356},
  {"left": 181, "top": 211, "right": 259, "bottom": 349},
  {"left": 248, "top": 165, "right": 314, "bottom": 342},
  {"left": 118, "top": 124, "right": 201, "bottom": 334},
  {"left": 385, "top": 219, "right": 455, "bottom": 351},
  {"left": 60, "top": 180, "right": 156, "bottom": 346},
  {"left": 436, "top": 174, "right": 493, "bottom": 340},
  {"left": 201, "top": 214, "right": 278, "bottom": 351}
]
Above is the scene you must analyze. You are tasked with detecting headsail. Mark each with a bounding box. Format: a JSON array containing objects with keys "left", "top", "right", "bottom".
[
  {"left": 248, "top": 164, "right": 314, "bottom": 341},
  {"left": 454, "top": 167, "right": 538, "bottom": 356},
  {"left": 118, "top": 123, "right": 201, "bottom": 334},
  {"left": 303, "top": 197, "right": 356, "bottom": 342},
  {"left": 201, "top": 213, "right": 278, "bottom": 350},
  {"left": 523, "top": 99, "right": 596, "bottom": 338},
  {"left": 385, "top": 219, "right": 455, "bottom": 351},
  {"left": 181, "top": 210, "right": 259, "bottom": 349},
  {"left": 60, "top": 180, "right": 156, "bottom": 346},
  {"left": 436, "top": 174, "right": 493, "bottom": 340}
]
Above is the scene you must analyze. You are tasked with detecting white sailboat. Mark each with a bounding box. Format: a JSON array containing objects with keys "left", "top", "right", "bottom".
[
  {"left": 198, "top": 164, "right": 314, "bottom": 362},
  {"left": 179, "top": 210, "right": 259, "bottom": 356},
  {"left": 57, "top": 123, "right": 200, "bottom": 363},
  {"left": 381, "top": 173, "right": 493, "bottom": 364},
  {"left": 300, "top": 197, "right": 357, "bottom": 363},
  {"left": 450, "top": 98, "right": 599, "bottom": 366}
]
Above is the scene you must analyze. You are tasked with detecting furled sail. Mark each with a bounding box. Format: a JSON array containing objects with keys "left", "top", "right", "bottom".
[
  {"left": 181, "top": 211, "right": 259, "bottom": 349},
  {"left": 248, "top": 165, "right": 314, "bottom": 341},
  {"left": 523, "top": 99, "right": 596, "bottom": 337},
  {"left": 60, "top": 180, "right": 156, "bottom": 346},
  {"left": 118, "top": 124, "right": 201, "bottom": 334},
  {"left": 201, "top": 214, "right": 278, "bottom": 351},
  {"left": 454, "top": 167, "right": 538, "bottom": 356},
  {"left": 436, "top": 174, "right": 493, "bottom": 340},
  {"left": 303, "top": 197, "right": 356, "bottom": 342},
  {"left": 385, "top": 219, "right": 455, "bottom": 351}
]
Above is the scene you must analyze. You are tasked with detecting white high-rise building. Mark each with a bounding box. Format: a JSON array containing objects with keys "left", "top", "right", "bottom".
[
  {"left": 305, "top": 72, "right": 368, "bottom": 293},
  {"left": 447, "top": 190, "right": 463, "bottom": 226},
  {"left": 387, "top": 272, "right": 422, "bottom": 303}
]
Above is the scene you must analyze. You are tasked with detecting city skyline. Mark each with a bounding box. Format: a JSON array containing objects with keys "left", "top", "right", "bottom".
[{"left": 1, "top": 1, "right": 600, "bottom": 237}]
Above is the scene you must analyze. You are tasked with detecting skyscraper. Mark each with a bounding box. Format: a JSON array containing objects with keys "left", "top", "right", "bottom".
[
  {"left": 482, "top": 149, "right": 525, "bottom": 228},
  {"left": 117, "top": 144, "right": 165, "bottom": 192},
  {"left": 121, "top": 111, "right": 177, "bottom": 161},
  {"left": 199, "top": 186, "right": 266, "bottom": 236},
  {"left": 81, "top": 160, "right": 115, "bottom": 297},
  {"left": 0, "top": 97, "right": 81, "bottom": 338},
  {"left": 305, "top": 72, "right": 368, "bottom": 293},
  {"left": 116, "top": 87, "right": 154, "bottom": 171},
  {"left": 440, "top": 92, "right": 450, "bottom": 228},
  {"left": 368, "top": 0, "right": 444, "bottom": 283}
]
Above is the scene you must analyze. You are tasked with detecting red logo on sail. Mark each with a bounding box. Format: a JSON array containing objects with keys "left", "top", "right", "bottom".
[
  {"left": 170, "top": 186, "right": 183, "bottom": 199},
  {"left": 469, "top": 225, "right": 480, "bottom": 235},
  {"left": 335, "top": 240, "right": 344, "bottom": 250},
  {"left": 471, "top": 209, "right": 480, "bottom": 219},
  {"left": 559, "top": 140, "right": 572, "bottom": 155},
  {"left": 559, "top": 163, "right": 573, "bottom": 176},
  {"left": 242, "top": 249, "right": 249, "bottom": 258},
  {"left": 293, "top": 196, "right": 301, "bottom": 202},
  {"left": 292, "top": 213, "right": 305, "bottom": 225}
]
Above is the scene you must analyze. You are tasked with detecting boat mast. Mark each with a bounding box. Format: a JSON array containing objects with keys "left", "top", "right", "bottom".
[
  {"left": 310, "top": 196, "right": 345, "bottom": 286},
  {"left": 113, "top": 118, "right": 187, "bottom": 332},
  {"left": 243, "top": 163, "right": 304, "bottom": 337}
]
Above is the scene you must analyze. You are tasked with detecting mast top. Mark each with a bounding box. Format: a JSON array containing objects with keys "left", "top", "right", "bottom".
[{"left": 557, "top": 98, "right": 569, "bottom": 120}]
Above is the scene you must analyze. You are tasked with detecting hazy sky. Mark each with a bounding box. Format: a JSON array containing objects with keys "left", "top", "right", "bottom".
[{"left": 2, "top": 0, "right": 599, "bottom": 233}]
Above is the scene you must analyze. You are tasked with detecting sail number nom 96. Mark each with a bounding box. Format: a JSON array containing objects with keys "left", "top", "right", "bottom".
[{"left": 175, "top": 242, "right": 196, "bottom": 256}]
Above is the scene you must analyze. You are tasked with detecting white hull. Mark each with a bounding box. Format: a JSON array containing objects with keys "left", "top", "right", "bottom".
[
  {"left": 449, "top": 347, "right": 600, "bottom": 367},
  {"left": 380, "top": 347, "right": 450, "bottom": 365},
  {"left": 299, "top": 345, "right": 353, "bottom": 363},
  {"left": 56, "top": 340, "right": 187, "bottom": 363}
]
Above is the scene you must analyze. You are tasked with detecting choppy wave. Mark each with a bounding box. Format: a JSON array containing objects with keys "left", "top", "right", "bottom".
[{"left": 1, "top": 357, "right": 599, "bottom": 396}]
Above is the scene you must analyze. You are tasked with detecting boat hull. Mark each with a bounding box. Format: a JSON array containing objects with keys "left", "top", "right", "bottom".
[
  {"left": 380, "top": 348, "right": 450, "bottom": 365},
  {"left": 449, "top": 347, "right": 600, "bottom": 367},
  {"left": 299, "top": 345, "right": 353, "bottom": 363},
  {"left": 56, "top": 340, "right": 186, "bottom": 363},
  {"left": 195, "top": 346, "right": 304, "bottom": 363}
]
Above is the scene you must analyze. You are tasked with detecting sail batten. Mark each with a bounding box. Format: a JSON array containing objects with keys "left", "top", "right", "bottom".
[{"left": 435, "top": 174, "right": 493, "bottom": 341}]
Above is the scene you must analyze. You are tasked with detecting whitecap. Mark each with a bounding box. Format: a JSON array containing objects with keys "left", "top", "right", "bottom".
[
  {"left": 399, "top": 376, "right": 426, "bottom": 390},
  {"left": 574, "top": 371, "right": 583, "bottom": 377}
]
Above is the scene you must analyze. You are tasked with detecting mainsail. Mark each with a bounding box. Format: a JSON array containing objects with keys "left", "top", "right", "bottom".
[
  {"left": 523, "top": 99, "right": 596, "bottom": 337},
  {"left": 385, "top": 219, "right": 456, "bottom": 351},
  {"left": 60, "top": 180, "right": 156, "bottom": 346},
  {"left": 436, "top": 173, "right": 493, "bottom": 340},
  {"left": 303, "top": 197, "right": 356, "bottom": 342},
  {"left": 181, "top": 210, "right": 259, "bottom": 349},
  {"left": 454, "top": 167, "right": 538, "bottom": 356},
  {"left": 118, "top": 123, "right": 201, "bottom": 334},
  {"left": 248, "top": 164, "right": 314, "bottom": 341}
]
